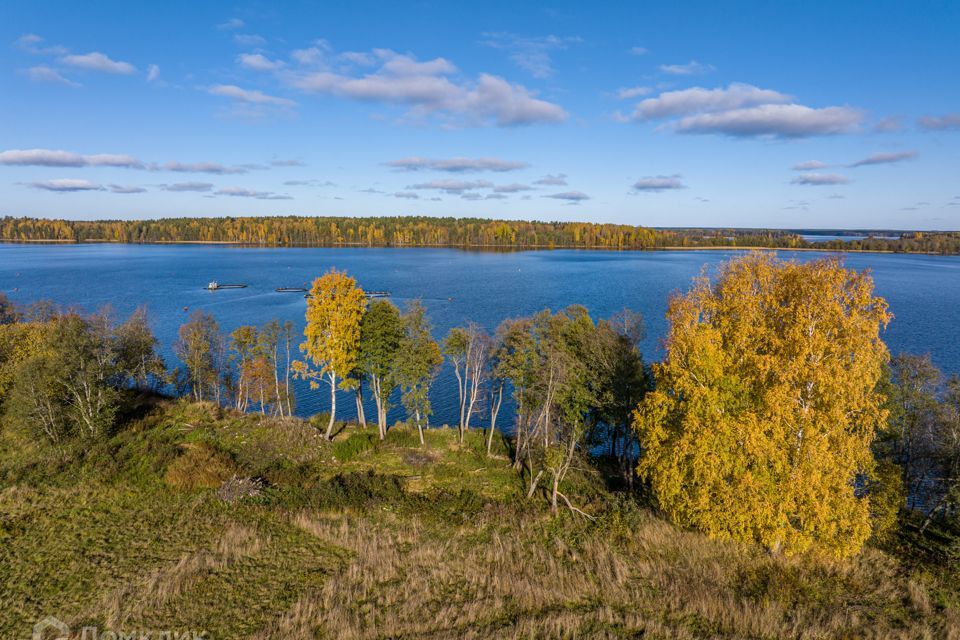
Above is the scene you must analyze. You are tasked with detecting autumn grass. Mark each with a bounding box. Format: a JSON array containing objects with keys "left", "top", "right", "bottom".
[{"left": 1, "top": 399, "right": 958, "bottom": 639}]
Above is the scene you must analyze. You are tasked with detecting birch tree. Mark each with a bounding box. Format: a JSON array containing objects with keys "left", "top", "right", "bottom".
[
  {"left": 395, "top": 301, "right": 442, "bottom": 445},
  {"left": 174, "top": 310, "right": 223, "bottom": 403},
  {"left": 443, "top": 324, "right": 490, "bottom": 444},
  {"left": 360, "top": 299, "right": 404, "bottom": 439},
  {"left": 635, "top": 253, "right": 892, "bottom": 557},
  {"left": 294, "top": 269, "right": 366, "bottom": 439}
]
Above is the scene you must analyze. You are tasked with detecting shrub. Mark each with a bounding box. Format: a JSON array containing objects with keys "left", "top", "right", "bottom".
[{"left": 332, "top": 432, "right": 378, "bottom": 462}]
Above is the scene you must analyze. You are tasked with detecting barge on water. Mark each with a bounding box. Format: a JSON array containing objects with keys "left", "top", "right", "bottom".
[
  {"left": 275, "top": 287, "right": 308, "bottom": 293},
  {"left": 206, "top": 281, "right": 248, "bottom": 290}
]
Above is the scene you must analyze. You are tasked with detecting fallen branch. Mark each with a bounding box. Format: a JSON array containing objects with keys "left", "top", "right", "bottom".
[{"left": 556, "top": 490, "right": 596, "bottom": 521}]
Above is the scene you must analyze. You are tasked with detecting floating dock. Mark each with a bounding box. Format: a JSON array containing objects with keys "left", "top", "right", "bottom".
[
  {"left": 275, "top": 287, "right": 308, "bottom": 293},
  {"left": 206, "top": 281, "right": 247, "bottom": 290},
  {"left": 303, "top": 290, "right": 390, "bottom": 299}
]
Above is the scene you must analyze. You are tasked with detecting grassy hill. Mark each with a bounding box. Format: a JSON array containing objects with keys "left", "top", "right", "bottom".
[{"left": 2, "top": 399, "right": 959, "bottom": 639}]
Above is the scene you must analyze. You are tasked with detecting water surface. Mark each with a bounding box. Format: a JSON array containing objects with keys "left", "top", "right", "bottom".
[{"left": 3, "top": 244, "right": 958, "bottom": 425}]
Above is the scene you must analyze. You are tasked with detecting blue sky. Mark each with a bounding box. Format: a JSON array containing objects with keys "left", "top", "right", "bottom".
[{"left": 2, "top": 0, "right": 959, "bottom": 229}]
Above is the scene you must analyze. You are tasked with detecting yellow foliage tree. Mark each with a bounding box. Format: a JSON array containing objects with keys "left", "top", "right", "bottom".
[
  {"left": 634, "top": 253, "right": 891, "bottom": 557},
  {"left": 294, "top": 269, "right": 366, "bottom": 439}
]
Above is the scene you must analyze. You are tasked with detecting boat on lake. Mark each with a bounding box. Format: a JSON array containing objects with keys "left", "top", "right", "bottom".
[{"left": 206, "top": 281, "right": 247, "bottom": 290}]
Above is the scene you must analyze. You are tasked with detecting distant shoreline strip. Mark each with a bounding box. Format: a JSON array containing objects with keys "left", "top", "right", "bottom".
[{"left": 0, "top": 237, "right": 935, "bottom": 256}]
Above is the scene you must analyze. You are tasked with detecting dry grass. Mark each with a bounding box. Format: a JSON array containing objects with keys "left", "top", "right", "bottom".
[
  {"left": 163, "top": 441, "right": 236, "bottom": 490},
  {"left": 100, "top": 522, "right": 266, "bottom": 628},
  {"left": 251, "top": 507, "right": 960, "bottom": 640},
  {"left": 3, "top": 401, "right": 959, "bottom": 640}
]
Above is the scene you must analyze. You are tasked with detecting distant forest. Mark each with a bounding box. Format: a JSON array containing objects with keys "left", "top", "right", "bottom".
[{"left": 2, "top": 215, "right": 960, "bottom": 253}]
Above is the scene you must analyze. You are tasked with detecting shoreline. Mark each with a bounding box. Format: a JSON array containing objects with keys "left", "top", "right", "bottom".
[{"left": 0, "top": 238, "right": 947, "bottom": 256}]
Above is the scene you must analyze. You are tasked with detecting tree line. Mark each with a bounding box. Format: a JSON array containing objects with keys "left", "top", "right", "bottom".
[
  {"left": 1, "top": 252, "right": 958, "bottom": 557},
  {"left": 0, "top": 215, "right": 820, "bottom": 250}
]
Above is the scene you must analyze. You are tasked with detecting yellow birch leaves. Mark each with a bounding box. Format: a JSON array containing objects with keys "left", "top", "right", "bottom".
[{"left": 635, "top": 253, "right": 892, "bottom": 557}]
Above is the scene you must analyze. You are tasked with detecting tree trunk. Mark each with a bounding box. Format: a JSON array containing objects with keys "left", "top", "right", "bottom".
[
  {"left": 355, "top": 384, "right": 367, "bottom": 428},
  {"left": 272, "top": 343, "right": 283, "bottom": 418},
  {"left": 326, "top": 372, "right": 337, "bottom": 439},
  {"left": 453, "top": 362, "right": 466, "bottom": 443},
  {"left": 465, "top": 374, "right": 480, "bottom": 443},
  {"left": 372, "top": 376, "right": 387, "bottom": 439},
  {"left": 284, "top": 335, "right": 292, "bottom": 417},
  {"left": 416, "top": 409, "right": 424, "bottom": 445},
  {"left": 551, "top": 474, "right": 560, "bottom": 515},
  {"left": 487, "top": 383, "right": 502, "bottom": 456}
]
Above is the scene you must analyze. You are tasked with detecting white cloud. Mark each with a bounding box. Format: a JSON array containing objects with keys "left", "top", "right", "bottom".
[
  {"left": 339, "top": 51, "right": 376, "bottom": 66},
  {"left": 271, "top": 159, "right": 306, "bottom": 167},
  {"left": 394, "top": 191, "right": 419, "bottom": 199},
  {"left": 60, "top": 52, "right": 136, "bottom": 75},
  {"left": 22, "top": 66, "right": 80, "bottom": 87},
  {"left": 215, "top": 186, "right": 292, "bottom": 200},
  {"left": 217, "top": 18, "right": 245, "bottom": 31},
  {"left": 659, "top": 60, "right": 715, "bottom": 75},
  {"left": 234, "top": 34, "right": 266, "bottom": 47},
  {"left": 291, "top": 44, "right": 331, "bottom": 66},
  {"left": 620, "top": 84, "right": 863, "bottom": 138},
  {"left": 617, "top": 85, "right": 652, "bottom": 100},
  {"left": 630, "top": 83, "right": 791, "bottom": 121},
  {"left": 675, "top": 104, "right": 863, "bottom": 138},
  {"left": 492, "top": 183, "right": 533, "bottom": 193},
  {"left": 287, "top": 48, "right": 566, "bottom": 127},
  {"left": 874, "top": 117, "right": 902, "bottom": 133},
  {"left": 543, "top": 190, "right": 590, "bottom": 202},
  {"left": 108, "top": 184, "right": 146, "bottom": 194},
  {"left": 792, "top": 160, "right": 829, "bottom": 171},
  {"left": 408, "top": 179, "right": 494, "bottom": 193},
  {"left": 157, "top": 161, "right": 249, "bottom": 175},
  {"left": 237, "top": 53, "right": 284, "bottom": 71},
  {"left": 283, "top": 179, "right": 335, "bottom": 187},
  {"left": 386, "top": 156, "right": 528, "bottom": 172},
  {"left": 0, "top": 149, "right": 273, "bottom": 176},
  {"left": 918, "top": 113, "right": 960, "bottom": 131},
  {"left": 629, "top": 46, "right": 648, "bottom": 56},
  {"left": 480, "top": 32, "right": 581, "bottom": 78},
  {"left": 26, "top": 178, "right": 104, "bottom": 192},
  {"left": 0, "top": 148, "right": 143, "bottom": 168},
  {"left": 534, "top": 174, "right": 567, "bottom": 186},
  {"left": 632, "top": 175, "right": 686, "bottom": 192},
  {"left": 848, "top": 150, "right": 917, "bottom": 167},
  {"left": 15, "top": 34, "right": 67, "bottom": 56},
  {"left": 209, "top": 84, "right": 296, "bottom": 107},
  {"left": 160, "top": 182, "right": 214, "bottom": 192},
  {"left": 146, "top": 64, "right": 160, "bottom": 82},
  {"left": 791, "top": 173, "right": 851, "bottom": 186}
]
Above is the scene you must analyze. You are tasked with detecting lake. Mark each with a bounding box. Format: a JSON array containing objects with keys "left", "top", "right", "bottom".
[{"left": 3, "top": 244, "right": 959, "bottom": 426}]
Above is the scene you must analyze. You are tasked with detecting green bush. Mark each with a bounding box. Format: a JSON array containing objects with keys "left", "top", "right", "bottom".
[{"left": 332, "top": 432, "right": 378, "bottom": 462}]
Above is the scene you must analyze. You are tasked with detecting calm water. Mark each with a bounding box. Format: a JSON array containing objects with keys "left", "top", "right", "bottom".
[{"left": 2, "top": 244, "right": 959, "bottom": 426}]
